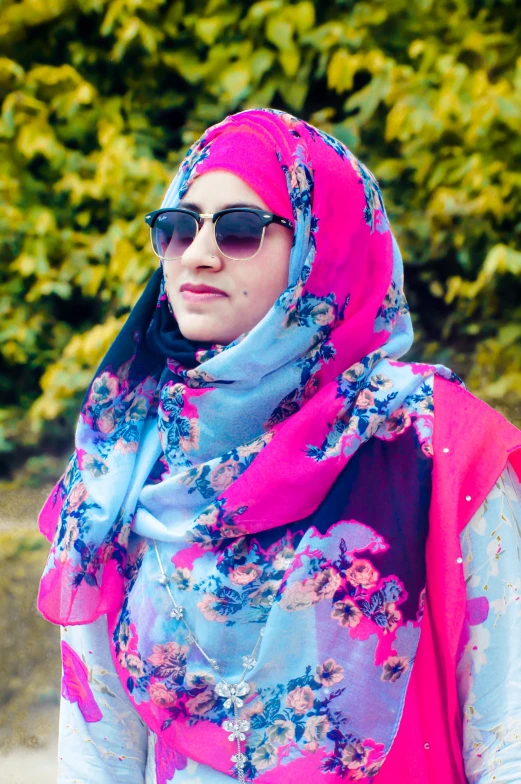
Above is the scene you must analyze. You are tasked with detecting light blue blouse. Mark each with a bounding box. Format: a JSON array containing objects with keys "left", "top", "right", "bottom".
[
  {"left": 457, "top": 462, "right": 521, "bottom": 783},
  {"left": 57, "top": 463, "right": 521, "bottom": 783}
]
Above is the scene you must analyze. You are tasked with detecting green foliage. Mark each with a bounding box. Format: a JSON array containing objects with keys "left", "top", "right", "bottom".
[{"left": 1, "top": 0, "right": 521, "bottom": 474}]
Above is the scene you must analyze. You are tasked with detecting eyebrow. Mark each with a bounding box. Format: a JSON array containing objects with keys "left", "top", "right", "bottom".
[{"left": 178, "top": 200, "right": 265, "bottom": 212}]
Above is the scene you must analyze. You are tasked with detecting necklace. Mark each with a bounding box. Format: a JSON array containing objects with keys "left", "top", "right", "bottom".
[{"left": 153, "top": 541, "right": 265, "bottom": 783}]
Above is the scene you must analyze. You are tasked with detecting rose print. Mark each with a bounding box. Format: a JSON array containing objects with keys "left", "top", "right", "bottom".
[
  {"left": 303, "top": 376, "right": 320, "bottom": 400},
  {"left": 286, "top": 685, "right": 315, "bottom": 715},
  {"left": 311, "top": 302, "right": 335, "bottom": 326},
  {"left": 240, "top": 700, "right": 264, "bottom": 721},
  {"left": 179, "top": 418, "right": 200, "bottom": 451},
  {"left": 239, "top": 700, "right": 264, "bottom": 721},
  {"left": 236, "top": 431, "right": 274, "bottom": 458},
  {"left": 311, "top": 566, "right": 342, "bottom": 600},
  {"left": 249, "top": 580, "right": 280, "bottom": 608},
  {"left": 150, "top": 682, "right": 177, "bottom": 707},
  {"left": 148, "top": 642, "right": 188, "bottom": 681},
  {"left": 345, "top": 559, "right": 379, "bottom": 589},
  {"left": 196, "top": 593, "right": 230, "bottom": 623},
  {"left": 116, "top": 437, "right": 139, "bottom": 453},
  {"left": 229, "top": 563, "right": 263, "bottom": 585},
  {"left": 209, "top": 460, "right": 240, "bottom": 492},
  {"left": 356, "top": 389, "right": 375, "bottom": 410},
  {"left": 195, "top": 505, "right": 220, "bottom": 528},
  {"left": 97, "top": 408, "right": 117, "bottom": 434},
  {"left": 280, "top": 581, "right": 316, "bottom": 612},
  {"left": 67, "top": 482, "right": 88, "bottom": 511}
]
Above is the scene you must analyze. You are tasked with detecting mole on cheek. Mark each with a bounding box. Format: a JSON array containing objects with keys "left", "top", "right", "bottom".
[{"left": 243, "top": 290, "right": 248, "bottom": 296}]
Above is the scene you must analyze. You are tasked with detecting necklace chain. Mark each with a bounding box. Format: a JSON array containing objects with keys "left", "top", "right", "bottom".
[{"left": 153, "top": 541, "right": 265, "bottom": 783}]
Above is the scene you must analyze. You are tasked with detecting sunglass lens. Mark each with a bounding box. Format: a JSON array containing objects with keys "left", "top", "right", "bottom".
[
  {"left": 216, "top": 212, "right": 263, "bottom": 259},
  {"left": 151, "top": 212, "right": 197, "bottom": 259}
]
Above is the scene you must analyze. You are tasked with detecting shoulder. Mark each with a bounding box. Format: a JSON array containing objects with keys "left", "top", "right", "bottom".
[
  {"left": 432, "top": 375, "right": 521, "bottom": 445},
  {"left": 430, "top": 375, "right": 521, "bottom": 530}
]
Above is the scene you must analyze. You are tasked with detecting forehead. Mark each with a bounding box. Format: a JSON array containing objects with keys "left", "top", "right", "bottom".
[{"left": 181, "top": 169, "right": 270, "bottom": 212}]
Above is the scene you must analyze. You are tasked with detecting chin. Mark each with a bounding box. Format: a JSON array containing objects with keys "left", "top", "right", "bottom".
[{"left": 177, "top": 318, "right": 235, "bottom": 346}]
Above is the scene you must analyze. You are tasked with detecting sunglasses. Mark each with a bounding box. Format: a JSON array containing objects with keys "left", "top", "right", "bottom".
[{"left": 144, "top": 207, "right": 293, "bottom": 261}]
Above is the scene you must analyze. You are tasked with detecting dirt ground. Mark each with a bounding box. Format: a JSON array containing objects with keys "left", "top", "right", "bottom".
[
  {"left": 1, "top": 741, "right": 58, "bottom": 784},
  {"left": 0, "top": 705, "right": 59, "bottom": 784},
  {"left": 1, "top": 486, "right": 61, "bottom": 784}
]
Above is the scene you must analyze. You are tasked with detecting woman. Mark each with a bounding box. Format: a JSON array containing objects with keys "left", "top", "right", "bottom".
[{"left": 38, "top": 109, "right": 521, "bottom": 783}]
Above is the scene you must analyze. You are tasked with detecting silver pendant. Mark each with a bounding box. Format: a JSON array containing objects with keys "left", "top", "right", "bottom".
[
  {"left": 222, "top": 717, "right": 251, "bottom": 742},
  {"left": 215, "top": 680, "right": 251, "bottom": 710}
]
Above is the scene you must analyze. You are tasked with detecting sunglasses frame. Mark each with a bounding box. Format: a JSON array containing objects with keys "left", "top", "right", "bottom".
[{"left": 144, "top": 207, "right": 293, "bottom": 261}]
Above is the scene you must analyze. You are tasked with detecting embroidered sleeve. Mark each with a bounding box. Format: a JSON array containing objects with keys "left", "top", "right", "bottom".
[
  {"left": 58, "top": 615, "right": 148, "bottom": 783},
  {"left": 457, "top": 461, "right": 521, "bottom": 783}
]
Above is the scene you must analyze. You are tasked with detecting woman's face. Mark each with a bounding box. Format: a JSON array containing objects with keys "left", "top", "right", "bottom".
[{"left": 162, "top": 170, "right": 293, "bottom": 345}]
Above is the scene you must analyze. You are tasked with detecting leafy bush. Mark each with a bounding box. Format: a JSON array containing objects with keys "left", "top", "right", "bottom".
[{"left": 1, "top": 0, "right": 521, "bottom": 475}]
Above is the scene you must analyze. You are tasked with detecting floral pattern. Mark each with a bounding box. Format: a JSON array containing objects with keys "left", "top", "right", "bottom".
[
  {"left": 158, "top": 382, "right": 202, "bottom": 470},
  {"left": 457, "top": 462, "right": 521, "bottom": 782},
  {"left": 106, "top": 426, "right": 431, "bottom": 781},
  {"left": 176, "top": 431, "right": 274, "bottom": 501},
  {"left": 301, "top": 120, "right": 387, "bottom": 232},
  {"left": 307, "top": 359, "right": 436, "bottom": 463},
  {"left": 38, "top": 108, "right": 456, "bottom": 634},
  {"left": 56, "top": 463, "right": 521, "bottom": 783},
  {"left": 38, "top": 110, "right": 468, "bottom": 783}
]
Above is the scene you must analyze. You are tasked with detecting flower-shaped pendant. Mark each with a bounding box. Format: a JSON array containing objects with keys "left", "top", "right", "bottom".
[
  {"left": 215, "top": 680, "right": 251, "bottom": 710},
  {"left": 222, "top": 718, "right": 251, "bottom": 743}
]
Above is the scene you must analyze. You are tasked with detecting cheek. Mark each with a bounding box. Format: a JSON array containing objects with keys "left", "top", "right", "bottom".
[
  {"left": 239, "top": 272, "right": 276, "bottom": 302},
  {"left": 237, "top": 271, "right": 286, "bottom": 318},
  {"left": 163, "top": 260, "right": 180, "bottom": 284},
  {"left": 246, "top": 243, "right": 291, "bottom": 300}
]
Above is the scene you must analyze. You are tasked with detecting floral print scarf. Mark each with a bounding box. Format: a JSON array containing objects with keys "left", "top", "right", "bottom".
[{"left": 38, "top": 109, "right": 459, "bottom": 781}]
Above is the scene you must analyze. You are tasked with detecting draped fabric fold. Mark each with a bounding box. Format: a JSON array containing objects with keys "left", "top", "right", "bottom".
[
  {"left": 38, "top": 109, "right": 458, "bottom": 627},
  {"left": 39, "top": 110, "right": 506, "bottom": 782}
]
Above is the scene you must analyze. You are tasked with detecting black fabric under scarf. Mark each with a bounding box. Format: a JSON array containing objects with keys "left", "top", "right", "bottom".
[{"left": 145, "top": 268, "right": 213, "bottom": 368}]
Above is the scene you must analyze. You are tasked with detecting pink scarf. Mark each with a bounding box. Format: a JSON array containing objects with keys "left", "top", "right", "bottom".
[{"left": 37, "top": 109, "right": 521, "bottom": 782}]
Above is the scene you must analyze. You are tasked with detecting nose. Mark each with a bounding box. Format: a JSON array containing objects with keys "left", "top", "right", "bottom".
[{"left": 180, "top": 218, "right": 223, "bottom": 271}]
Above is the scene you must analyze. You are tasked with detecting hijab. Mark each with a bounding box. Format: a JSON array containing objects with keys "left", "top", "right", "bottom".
[
  {"left": 36, "top": 108, "right": 478, "bottom": 783},
  {"left": 38, "top": 108, "right": 458, "bottom": 626}
]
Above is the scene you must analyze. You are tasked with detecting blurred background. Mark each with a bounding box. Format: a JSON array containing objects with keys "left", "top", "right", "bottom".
[{"left": 1, "top": 0, "right": 520, "bottom": 779}]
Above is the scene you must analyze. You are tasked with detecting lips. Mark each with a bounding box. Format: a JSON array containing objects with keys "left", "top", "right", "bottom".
[
  {"left": 179, "top": 282, "right": 228, "bottom": 303},
  {"left": 180, "top": 283, "right": 227, "bottom": 295}
]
